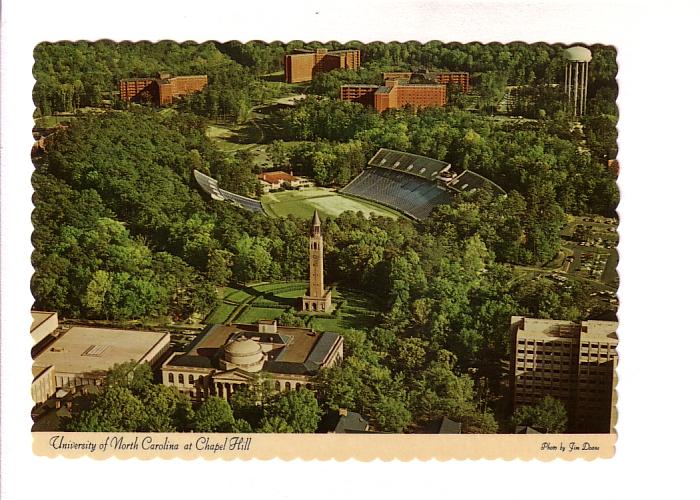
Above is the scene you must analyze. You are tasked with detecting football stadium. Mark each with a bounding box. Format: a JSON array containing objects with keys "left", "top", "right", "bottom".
[
  {"left": 194, "top": 148, "right": 504, "bottom": 221},
  {"left": 341, "top": 148, "right": 506, "bottom": 220}
]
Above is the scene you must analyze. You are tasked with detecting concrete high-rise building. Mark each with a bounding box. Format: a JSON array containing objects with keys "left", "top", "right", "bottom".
[
  {"left": 301, "top": 210, "right": 333, "bottom": 312},
  {"left": 510, "top": 316, "right": 618, "bottom": 433},
  {"left": 284, "top": 48, "right": 361, "bottom": 84},
  {"left": 563, "top": 46, "right": 592, "bottom": 117}
]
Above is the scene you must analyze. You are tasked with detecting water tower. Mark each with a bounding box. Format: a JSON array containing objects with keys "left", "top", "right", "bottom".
[{"left": 563, "top": 46, "right": 592, "bottom": 117}]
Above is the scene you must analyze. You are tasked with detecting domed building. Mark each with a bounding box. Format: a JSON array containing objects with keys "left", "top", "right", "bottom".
[
  {"left": 161, "top": 319, "right": 343, "bottom": 401},
  {"left": 221, "top": 336, "right": 265, "bottom": 372}
]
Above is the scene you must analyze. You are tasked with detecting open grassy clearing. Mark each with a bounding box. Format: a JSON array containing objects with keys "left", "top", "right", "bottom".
[
  {"left": 307, "top": 290, "right": 379, "bottom": 333},
  {"left": 261, "top": 187, "right": 401, "bottom": 220},
  {"left": 205, "top": 282, "right": 380, "bottom": 334},
  {"left": 205, "top": 303, "right": 236, "bottom": 324},
  {"left": 236, "top": 306, "right": 287, "bottom": 324},
  {"left": 206, "top": 124, "right": 253, "bottom": 153}
]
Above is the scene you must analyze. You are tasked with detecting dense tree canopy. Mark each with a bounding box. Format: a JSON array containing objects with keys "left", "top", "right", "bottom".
[
  {"left": 65, "top": 362, "right": 194, "bottom": 432},
  {"left": 35, "top": 41, "right": 618, "bottom": 434}
]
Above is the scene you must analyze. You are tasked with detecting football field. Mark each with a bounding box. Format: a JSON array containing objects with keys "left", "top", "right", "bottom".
[{"left": 261, "top": 187, "right": 402, "bottom": 220}]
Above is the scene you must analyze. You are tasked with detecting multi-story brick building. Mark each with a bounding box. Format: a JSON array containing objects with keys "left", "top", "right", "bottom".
[
  {"left": 430, "top": 72, "right": 470, "bottom": 93},
  {"left": 118, "top": 72, "right": 208, "bottom": 106},
  {"left": 510, "top": 316, "right": 618, "bottom": 433},
  {"left": 284, "top": 48, "right": 361, "bottom": 83},
  {"left": 382, "top": 71, "right": 470, "bottom": 93},
  {"left": 341, "top": 78, "right": 447, "bottom": 112}
]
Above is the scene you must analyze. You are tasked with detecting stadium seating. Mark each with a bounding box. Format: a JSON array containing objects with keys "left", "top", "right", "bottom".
[
  {"left": 193, "top": 170, "right": 264, "bottom": 214},
  {"left": 341, "top": 167, "right": 452, "bottom": 220}
]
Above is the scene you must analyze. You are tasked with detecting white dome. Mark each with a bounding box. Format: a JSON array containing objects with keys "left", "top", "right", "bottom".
[{"left": 222, "top": 337, "right": 264, "bottom": 372}]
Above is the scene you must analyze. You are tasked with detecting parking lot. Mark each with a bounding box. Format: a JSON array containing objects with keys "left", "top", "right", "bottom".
[{"left": 561, "top": 215, "right": 619, "bottom": 288}]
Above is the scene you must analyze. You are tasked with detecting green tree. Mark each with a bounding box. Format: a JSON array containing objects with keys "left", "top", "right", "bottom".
[
  {"left": 206, "top": 248, "right": 233, "bottom": 286},
  {"left": 478, "top": 72, "right": 507, "bottom": 113},
  {"left": 140, "top": 384, "right": 194, "bottom": 432},
  {"left": 512, "top": 395, "right": 568, "bottom": 433},
  {"left": 193, "top": 396, "right": 237, "bottom": 433},
  {"left": 263, "top": 388, "right": 322, "bottom": 433},
  {"left": 258, "top": 415, "right": 293, "bottom": 433},
  {"left": 66, "top": 386, "right": 146, "bottom": 432}
]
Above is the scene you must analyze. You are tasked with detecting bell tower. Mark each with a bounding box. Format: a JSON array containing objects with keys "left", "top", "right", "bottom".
[{"left": 301, "top": 210, "right": 333, "bottom": 313}]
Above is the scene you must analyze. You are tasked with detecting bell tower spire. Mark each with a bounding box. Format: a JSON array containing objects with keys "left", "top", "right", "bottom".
[{"left": 301, "top": 210, "right": 333, "bottom": 313}]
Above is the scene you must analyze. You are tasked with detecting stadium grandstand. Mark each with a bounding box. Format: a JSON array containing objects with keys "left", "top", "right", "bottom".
[
  {"left": 341, "top": 148, "right": 504, "bottom": 220},
  {"left": 193, "top": 170, "right": 264, "bottom": 214},
  {"left": 446, "top": 170, "right": 507, "bottom": 195}
]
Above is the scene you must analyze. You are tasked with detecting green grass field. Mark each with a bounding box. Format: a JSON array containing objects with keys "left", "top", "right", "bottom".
[
  {"left": 307, "top": 290, "right": 378, "bottom": 333},
  {"left": 205, "top": 282, "right": 380, "bottom": 333},
  {"left": 261, "top": 187, "right": 401, "bottom": 220},
  {"left": 205, "top": 303, "right": 236, "bottom": 324},
  {"left": 236, "top": 306, "right": 286, "bottom": 324},
  {"left": 206, "top": 124, "right": 253, "bottom": 154}
]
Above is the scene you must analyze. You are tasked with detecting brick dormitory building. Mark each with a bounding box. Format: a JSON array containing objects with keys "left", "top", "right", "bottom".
[
  {"left": 118, "top": 72, "right": 208, "bottom": 106},
  {"left": 509, "top": 316, "right": 618, "bottom": 433},
  {"left": 340, "top": 72, "right": 469, "bottom": 112},
  {"left": 284, "top": 48, "right": 361, "bottom": 83},
  {"left": 382, "top": 71, "right": 470, "bottom": 93},
  {"left": 341, "top": 79, "right": 445, "bottom": 112}
]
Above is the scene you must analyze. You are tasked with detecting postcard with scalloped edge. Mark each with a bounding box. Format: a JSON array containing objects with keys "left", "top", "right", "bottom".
[{"left": 30, "top": 40, "right": 618, "bottom": 460}]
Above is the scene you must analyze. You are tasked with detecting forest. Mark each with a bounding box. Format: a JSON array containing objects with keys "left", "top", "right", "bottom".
[{"left": 33, "top": 40, "right": 618, "bottom": 433}]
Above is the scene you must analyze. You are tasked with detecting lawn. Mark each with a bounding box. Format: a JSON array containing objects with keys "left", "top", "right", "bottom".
[
  {"left": 206, "top": 124, "right": 253, "bottom": 153},
  {"left": 205, "top": 303, "right": 236, "bottom": 324},
  {"left": 307, "top": 290, "right": 379, "bottom": 333},
  {"left": 261, "top": 187, "right": 401, "bottom": 220},
  {"left": 204, "top": 282, "right": 380, "bottom": 333},
  {"left": 223, "top": 287, "right": 256, "bottom": 303},
  {"left": 236, "top": 306, "right": 287, "bottom": 324}
]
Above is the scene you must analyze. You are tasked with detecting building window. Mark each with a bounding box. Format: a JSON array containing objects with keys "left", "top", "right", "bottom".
[
  {"left": 285, "top": 382, "right": 291, "bottom": 391},
  {"left": 178, "top": 374, "right": 184, "bottom": 384},
  {"left": 168, "top": 373, "right": 174, "bottom": 383},
  {"left": 188, "top": 375, "right": 194, "bottom": 384}
]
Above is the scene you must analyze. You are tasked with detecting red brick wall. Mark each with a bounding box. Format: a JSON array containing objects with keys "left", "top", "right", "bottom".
[
  {"left": 121, "top": 75, "right": 206, "bottom": 105},
  {"left": 396, "top": 85, "right": 446, "bottom": 108},
  {"left": 119, "top": 79, "right": 155, "bottom": 102},
  {"left": 434, "top": 73, "right": 470, "bottom": 93},
  {"left": 170, "top": 76, "right": 208, "bottom": 97},
  {"left": 285, "top": 53, "right": 316, "bottom": 83},
  {"left": 285, "top": 49, "right": 361, "bottom": 83},
  {"left": 157, "top": 82, "right": 173, "bottom": 106},
  {"left": 340, "top": 85, "right": 377, "bottom": 106}
]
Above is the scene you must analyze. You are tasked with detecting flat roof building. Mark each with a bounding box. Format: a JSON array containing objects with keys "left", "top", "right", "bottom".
[
  {"left": 510, "top": 316, "right": 618, "bottom": 433},
  {"left": 382, "top": 71, "right": 470, "bottom": 94},
  {"left": 32, "top": 324, "right": 170, "bottom": 404},
  {"left": 161, "top": 319, "right": 343, "bottom": 402},
  {"left": 119, "top": 73, "right": 208, "bottom": 106},
  {"left": 31, "top": 311, "right": 58, "bottom": 346},
  {"left": 284, "top": 48, "right": 361, "bottom": 84},
  {"left": 341, "top": 77, "right": 448, "bottom": 112}
]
